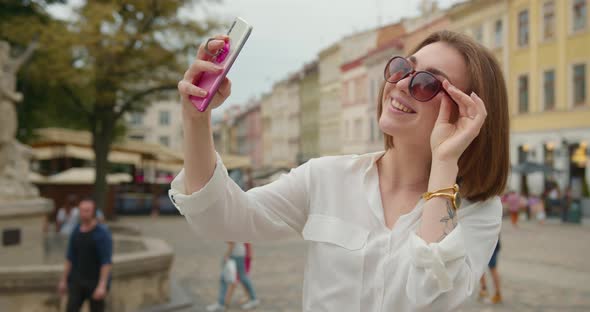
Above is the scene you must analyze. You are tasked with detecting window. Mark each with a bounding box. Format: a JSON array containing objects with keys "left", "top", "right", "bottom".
[
  {"left": 474, "top": 25, "right": 484, "bottom": 44},
  {"left": 354, "top": 118, "right": 362, "bottom": 141},
  {"left": 348, "top": 81, "right": 355, "bottom": 102},
  {"left": 573, "top": 63, "right": 587, "bottom": 106},
  {"left": 494, "top": 19, "right": 503, "bottom": 47},
  {"left": 518, "top": 75, "right": 529, "bottom": 113},
  {"left": 129, "top": 134, "right": 144, "bottom": 141},
  {"left": 345, "top": 120, "right": 350, "bottom": 140},
  {"left": 543, "top": 70, "right": 555, "bottom": 110},
  {"left": 370, "top": 79, "right": 376, "bottom": 104},
  {"left": 159, "top": 136, "right": 169, "bottom": 147},
  {"left": 159, "top": 110, "right": 170, "bottom": 126},
  {"left": 130, "top": 113, "right": 143, "bottom": 125},
  {"left": 573, "top": 0, "right": 587, "bottom": 31},
  {"left": 543, "top": 1, "right": 556, "bottom": 40},
  {"left": 518, "top": 145, "right": 528, "bottom": 163},
  {"left": 518, "top": 10, "right": 529, "bottom": 46}
]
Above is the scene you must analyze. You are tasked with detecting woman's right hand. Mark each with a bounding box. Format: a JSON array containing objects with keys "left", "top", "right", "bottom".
[{"left": 178, "top": 34, "right": 232, "bottom": 119}]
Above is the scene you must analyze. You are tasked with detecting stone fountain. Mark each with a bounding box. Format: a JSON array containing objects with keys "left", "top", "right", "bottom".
[{"left": 0, "top": 40, "right": 175, "bottom": 312}]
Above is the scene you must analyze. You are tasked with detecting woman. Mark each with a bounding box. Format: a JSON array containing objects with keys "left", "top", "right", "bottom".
[
  {"left": 207, "top": 242, "right": 259, "bottom": 311},
  {"left": 505, "top": 191, "right": 523, "bottom": 227},
  {"left": 170, "top": 30, "right": 509, "bottom": 311}
]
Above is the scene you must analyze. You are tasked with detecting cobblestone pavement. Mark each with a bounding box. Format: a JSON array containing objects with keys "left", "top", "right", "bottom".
[{"left": 117, "top": 216, "right": 590, "bottom": 312}]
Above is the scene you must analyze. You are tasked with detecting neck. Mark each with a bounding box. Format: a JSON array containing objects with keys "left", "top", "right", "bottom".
[
  {"left": 378, "top": 142, "right": 432, "bottom": 192},
  {"left": 81, "top": 219, "right": 97, "bottom": 229}
]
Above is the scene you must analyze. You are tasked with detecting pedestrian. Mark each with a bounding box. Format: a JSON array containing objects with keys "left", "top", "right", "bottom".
[
  {"left": 58, "top": 198, "right": 113, "bottom": 312},
  {"left": 529, "top": 193, "right": 546, "bottom": 224},
  {"left": 171, "top": 30, "right": 509, "bottom": 311},
  {"left": 56, "top": 194, "right": 80, "bottom": 236},
  {"left": 207, "top": 242, "right": 259, "bottom": 311},
  {"left": 504, "top": 191, "right": 522, "bottom": 227},
  {"left": 479, "top": 237, "right": 502, "bottom": 304},
  {"left": 224, "top": 242, "right": 254, "bottom": 306},
  {"left": 546, "top": 182, "right": 561, "bottom": 216}
]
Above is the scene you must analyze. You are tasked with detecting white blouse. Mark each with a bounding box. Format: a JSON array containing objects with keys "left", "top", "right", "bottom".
[{"left": 169, "top": 151, "right": 502, "bottom": 312}]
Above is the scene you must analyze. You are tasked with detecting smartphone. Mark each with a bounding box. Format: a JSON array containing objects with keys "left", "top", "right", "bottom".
[{"left": 190, "top": 17, "right": 253, "bottom": 112}]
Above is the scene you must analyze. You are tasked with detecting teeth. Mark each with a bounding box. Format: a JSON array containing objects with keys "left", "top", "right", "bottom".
[{"left": 391, "top": 99, "right": 414, "bottom": 113}]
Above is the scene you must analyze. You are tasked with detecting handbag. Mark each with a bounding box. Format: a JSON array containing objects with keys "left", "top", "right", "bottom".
[{"left": 222, "top": 258, "right": 237, "bottom": 284}]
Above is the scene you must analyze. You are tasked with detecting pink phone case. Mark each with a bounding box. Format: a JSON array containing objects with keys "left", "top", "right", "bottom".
[{"left": 189, "top": 41, "right": 230, "bottom": 112}]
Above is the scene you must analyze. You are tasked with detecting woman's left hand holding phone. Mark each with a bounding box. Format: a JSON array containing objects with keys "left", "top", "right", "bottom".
[{"left": 178, "top": 35, "right": 232, "bottom": 120}]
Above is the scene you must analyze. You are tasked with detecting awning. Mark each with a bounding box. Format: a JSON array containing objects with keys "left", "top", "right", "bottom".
[
  {"left": 34, "top": 168, "right": 132, "bottom": 185},
  {"left": 32, "top": 145, "right": 141, "bottom": 166},
  {"left": 220, "top": 154, "right": 251, "bottom": 170}
]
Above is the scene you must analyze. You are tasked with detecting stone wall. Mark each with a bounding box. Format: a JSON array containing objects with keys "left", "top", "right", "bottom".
[{"left": 0, "top": 236, "right": 173, "bottom": 312}]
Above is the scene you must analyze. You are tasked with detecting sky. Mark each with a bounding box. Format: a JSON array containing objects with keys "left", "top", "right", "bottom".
[
  {"left": 48, "top": 0, "right": 463, "bottom": 116},
  {"left": 207, "top": 0, "right": 463, "bottom": 109}
]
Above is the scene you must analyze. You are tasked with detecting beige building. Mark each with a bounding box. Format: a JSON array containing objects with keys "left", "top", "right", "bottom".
[
  {"left": 318, "top": 43, "right": 343, "bottom": 156},
  {"left": 269, "top": 80, "right": 292, "bottom": 167},
  {"left": 340, "top": 57, "right": 370, "bottom": 155},
  {"left": 285, "top": 73, "right": 302, "bottom": 167},
  {"left": 299, "top": 61, "right": 320, "bottom": 163},
  {"left": 363, "top": 39, "right": 405, "bottom": 153},
  {"left": 318, "top": 29, "right": 378, "bottom": 156},
  {"left": 260, "top": 93, "right": 273, "bottom": 167},
  {"left": 126, "top": 100, "right": 183, "bottom": 152}
]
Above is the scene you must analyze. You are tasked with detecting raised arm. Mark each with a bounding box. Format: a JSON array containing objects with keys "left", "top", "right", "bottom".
[
  {"left": 177, "top": 35, "right": 230, "bottom": 194},
  {"left": 9, "top": 38, "right": 38, "bottom": 73}
]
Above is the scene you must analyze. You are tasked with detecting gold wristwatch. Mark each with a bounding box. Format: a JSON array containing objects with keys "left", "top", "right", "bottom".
[{"left": 422, "top": 184, "right": 462, "bottom": 211}]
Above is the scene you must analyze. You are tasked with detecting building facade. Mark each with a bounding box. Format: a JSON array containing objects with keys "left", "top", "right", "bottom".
[
  {"left": 507, "top": 0, "right": 590, "bottom": 194},
  {"left": 126, "top": 100, "right": 183, "bottom": 152},
  {"left": 299, "top": 61, "right": 320, "bottom": 163},
  {"left": 318, "top": 43, "right": 343, "bottom": 156}
]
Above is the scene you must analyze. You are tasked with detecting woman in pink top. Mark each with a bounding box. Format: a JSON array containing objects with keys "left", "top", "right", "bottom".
[{"left": 504, "top": 191, "right": 522, "bottom": 227}]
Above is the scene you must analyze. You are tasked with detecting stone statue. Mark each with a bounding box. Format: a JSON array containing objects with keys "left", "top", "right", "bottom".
[{"left": 0, "top": 39, "right": 39, "bottom": 200}]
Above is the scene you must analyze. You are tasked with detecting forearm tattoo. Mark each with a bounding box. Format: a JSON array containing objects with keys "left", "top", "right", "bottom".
[{"left": 437, "top": 201, "right": 457, "bottom": 242}]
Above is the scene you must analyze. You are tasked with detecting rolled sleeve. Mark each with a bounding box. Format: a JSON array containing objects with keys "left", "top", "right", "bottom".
[
  {"left": 408, "top": 224, "right": 466, "bottom": 292},
  {"left": 405, "top": 197, "right": 502, "bottom": 309},
  {"left": 168, "top": 152, "right": 227, "bottom": 215},
  {"left": 168, "top": 152, "right": 311, "bottom": 243}
]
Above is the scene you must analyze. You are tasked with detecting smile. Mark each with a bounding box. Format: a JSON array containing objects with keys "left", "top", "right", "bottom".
[{"left": 390, "top": 98, "right": 416, "bottom": 114}]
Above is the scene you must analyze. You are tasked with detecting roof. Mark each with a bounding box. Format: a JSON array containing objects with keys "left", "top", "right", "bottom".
[
  {"left": 31, "top": 168, "right": 132, "bottom": 185},
  {"left": 30, "top": 127, "right": 251, "bottom": 171}
]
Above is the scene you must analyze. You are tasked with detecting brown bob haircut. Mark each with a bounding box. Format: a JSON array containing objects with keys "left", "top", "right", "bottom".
[{"left": 376, "top": 30, "right": 510, "bottom": 202}]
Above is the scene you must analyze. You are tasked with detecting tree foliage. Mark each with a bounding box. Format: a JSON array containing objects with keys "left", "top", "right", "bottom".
[{"left": 1, "top": 0, "right": 223, "bottom": 213}]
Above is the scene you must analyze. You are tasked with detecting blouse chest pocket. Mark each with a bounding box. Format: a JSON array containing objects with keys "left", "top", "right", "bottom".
[
  {"left": 302, "top": 214, "right": 369, "bottom": 250},
  {"left": 301, "top": 214, "right": 370, "bottom": 311}
]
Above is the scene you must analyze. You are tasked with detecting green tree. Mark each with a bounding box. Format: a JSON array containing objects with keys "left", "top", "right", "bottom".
[{"left": 2, "top": 0, "right": 221, "bottom": 214}]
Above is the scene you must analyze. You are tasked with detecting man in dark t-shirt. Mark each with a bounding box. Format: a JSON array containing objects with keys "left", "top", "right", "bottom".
[{"left": 58, "top": 198, "right": 112, "bottom": 312}]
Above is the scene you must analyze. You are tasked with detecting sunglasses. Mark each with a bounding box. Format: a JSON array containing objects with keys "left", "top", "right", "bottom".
[{"left": 384, "top": 56, "right": 450, "bottom": 102}]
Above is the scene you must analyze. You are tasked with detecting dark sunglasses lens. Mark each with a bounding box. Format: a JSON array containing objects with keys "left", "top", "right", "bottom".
[
  {"left": 386, "top": 57, "right": 411, "bottom": 82},
  {"left": 410, "top": 72, "right": 441, "bottom": 101}
]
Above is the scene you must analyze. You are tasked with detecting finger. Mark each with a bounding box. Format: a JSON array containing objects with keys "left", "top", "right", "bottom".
[
  {"left": 443, "top": 79, "right": 473, "bottom": 118},
  {"left": 470, "top": 92, "right": 488, "bottom": 120},
  {"left": 178, "top": 80, "right": 208, "bottom": 98},
  {"left": 183, "top": 59, "right": 222, "bottom": 81},
  {"left": 197, "top": 35, "right": 229, "bottom": 60},
  {"left": 217, "top": 77, "right": 231, "bottom": 98},
  {"left": 442, "top": 80, "right": 468, "bottom": 118},
  {"left": 436, "top": 93, "right": 452, "bottom": 123}
]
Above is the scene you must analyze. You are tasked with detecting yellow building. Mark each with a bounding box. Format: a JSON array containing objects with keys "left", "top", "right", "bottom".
[
  {"left": 449, "top": 0, "right": 590, "bottom": 200},
  {"left": 507, "top": 0, "right": 589, "bottom": 198},
  {"left": 447, "top": 0, "right": 509, "bottom": 76}
]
